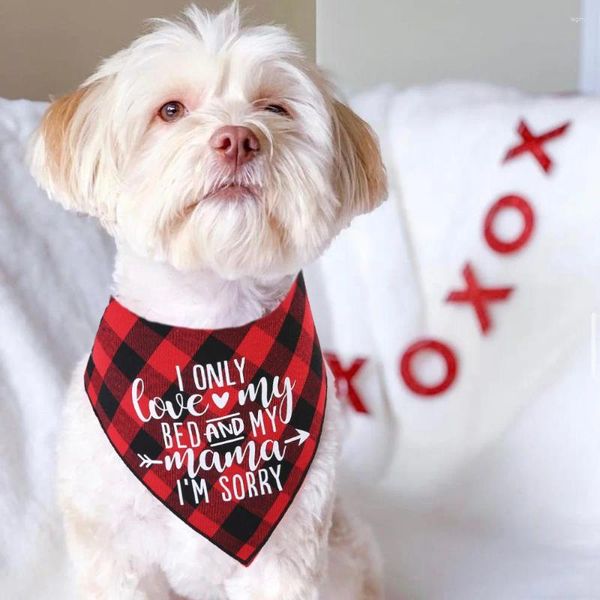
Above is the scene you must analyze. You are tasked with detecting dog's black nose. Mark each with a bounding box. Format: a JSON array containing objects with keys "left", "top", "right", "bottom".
[{"left": 210, "top": 126, "right": 260, "bottom": 167}]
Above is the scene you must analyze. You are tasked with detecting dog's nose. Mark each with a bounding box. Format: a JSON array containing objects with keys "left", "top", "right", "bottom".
[{"left": 209, "top": 126, "right": 260, "bottom": 166}]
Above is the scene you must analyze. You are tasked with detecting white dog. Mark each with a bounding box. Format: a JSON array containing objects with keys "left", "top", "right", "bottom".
[{"left": 30, "top": 4, "right": 387, "bottom": 599}]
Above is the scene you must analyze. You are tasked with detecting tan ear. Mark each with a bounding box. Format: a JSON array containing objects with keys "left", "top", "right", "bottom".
[
  {"left": 333, "top": 100, "right": 387, "bottom": 219},
  {"left": 32, "top": 87, "right": 89, "bottom": 204},
  {"left": 331, "top": 100, "right": 387, "bottom": 220},
  {"left": 29, "top": 81, "right": 117, "bottom": 224}
]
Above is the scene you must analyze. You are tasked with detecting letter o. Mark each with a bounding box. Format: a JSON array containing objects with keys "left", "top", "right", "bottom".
[
  {"left": 484, "top": 194, "right": 535, "bottom": 254},
  {"left": 232, "top": 474, "right": 245, "bottom": 500},
  {"left": 400, "top": 339, "right": 458, "bottom": 397}
]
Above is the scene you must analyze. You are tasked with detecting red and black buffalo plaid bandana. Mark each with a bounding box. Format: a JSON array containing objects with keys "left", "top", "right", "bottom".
[{"left": 84, "top": 273, "right": 327, "bottom": 565}]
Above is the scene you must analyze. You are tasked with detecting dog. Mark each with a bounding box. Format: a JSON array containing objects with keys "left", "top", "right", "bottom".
[{"left": 29, "top": 3, "right": 387, "bottom": 599}]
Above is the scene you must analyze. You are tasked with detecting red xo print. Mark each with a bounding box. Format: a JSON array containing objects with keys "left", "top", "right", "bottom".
[
  {"left": 503, "top": 119, "right": 570, "bottom": 173},
  {"left": 446, "top": 263, "right": 513, "bottom": 334},
  {"left": 398, "top": 116, "right": 569, "bottom": 397},
  {"left": 325, "top": 353, "right": 369, "bottom": 414},
  {"left": 484, "top": 194, "right": 535, "bottom": 254},
  {"left": 400, "top": 339, "right": 457, "bottom": 397}
]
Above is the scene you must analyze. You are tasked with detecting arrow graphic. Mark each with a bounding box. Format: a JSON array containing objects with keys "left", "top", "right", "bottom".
[
  {"left": 284, "top": 429, "right": 310, "bottom": 447},
  {"left": 137, "top": 454, "right": 163, "bottom": 468}
]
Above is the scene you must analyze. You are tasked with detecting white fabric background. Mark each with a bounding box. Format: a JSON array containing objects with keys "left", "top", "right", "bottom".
[
  {"left": 2, "top": 84, "right": 600, "bottom": 598},
  {"left": 0, "top": 99, "right": 113, "bottom": 599}
]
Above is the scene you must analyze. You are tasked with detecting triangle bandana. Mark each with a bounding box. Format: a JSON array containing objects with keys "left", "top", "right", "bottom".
[{"left": 84, "top": 274, "right": 327, "bottom": 565}]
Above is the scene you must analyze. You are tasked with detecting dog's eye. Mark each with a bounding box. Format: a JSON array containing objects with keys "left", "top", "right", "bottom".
[
  {"left": 263, "top": 104, "right": 289, "bottom": 117},
  {"left": 158, "top": 101, "right": 186, "bottom": 122}
]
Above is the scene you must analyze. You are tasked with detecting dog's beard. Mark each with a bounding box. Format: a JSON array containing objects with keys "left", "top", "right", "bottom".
[{"left": 179, "top": 194, "right": 286, "bottom": 277}]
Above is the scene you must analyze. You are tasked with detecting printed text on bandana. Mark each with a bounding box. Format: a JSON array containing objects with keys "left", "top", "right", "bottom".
[{"left": 130, "top": 357, "right": 304, "bottom": 506}]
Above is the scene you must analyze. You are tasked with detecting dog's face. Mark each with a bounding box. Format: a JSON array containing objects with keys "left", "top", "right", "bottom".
[{"left": 30, "top": 3, "right": 386, "bottom": 278}]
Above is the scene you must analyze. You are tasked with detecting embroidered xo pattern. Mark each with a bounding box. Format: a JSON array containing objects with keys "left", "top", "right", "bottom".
[
  {"left": 84, "top": 274, "right": 327, "bottom": 565},
  {"left": 325, "top": 118, "right": 570, "bottom": 405},
  {"left": 399, "top": 117, "right": 570, "bottom": 396}
]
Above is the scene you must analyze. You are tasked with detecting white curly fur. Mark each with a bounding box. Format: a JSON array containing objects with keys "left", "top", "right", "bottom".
[{"left": 30, "top": 3, "right": 387, "bottom": 598}]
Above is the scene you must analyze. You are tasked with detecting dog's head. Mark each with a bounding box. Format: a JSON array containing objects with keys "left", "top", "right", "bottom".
[{"left": 30, "top": 3, "right": 386, "bottom": 278}]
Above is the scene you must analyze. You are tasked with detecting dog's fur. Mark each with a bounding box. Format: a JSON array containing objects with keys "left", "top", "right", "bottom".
[{"left": 29, "top": 4, "right": 387, "bottom": 599}]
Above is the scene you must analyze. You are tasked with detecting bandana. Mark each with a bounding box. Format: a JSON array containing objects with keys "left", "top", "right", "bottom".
[{"left": 84, "top": 274, "right": 327, "bottom": 565}]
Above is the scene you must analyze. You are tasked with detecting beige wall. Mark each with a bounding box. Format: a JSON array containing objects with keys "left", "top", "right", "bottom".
[
  {"left": 0, "top": 0, "right": 315, "bottom": 101},
  {"left": 1, "top": 0, "right": 581, "bottom": 101},
  {"left": 317, "top": 0, "right": 580, "bottom": 94}
]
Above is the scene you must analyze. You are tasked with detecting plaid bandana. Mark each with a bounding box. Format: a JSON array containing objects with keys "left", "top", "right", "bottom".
[{"left": 84, "top": 274, "right": 327, "bottom": 565}]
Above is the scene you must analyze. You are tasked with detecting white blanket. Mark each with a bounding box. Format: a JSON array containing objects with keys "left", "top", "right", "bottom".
[
  {"left": 314, "top": 82, "right": 600, "bottom": 598},
  {"left": 0, "top": 99, "right": 113, "bottom": 599},
  {"left": 3, "top": 84, "right": 600, "bottom": 598}
]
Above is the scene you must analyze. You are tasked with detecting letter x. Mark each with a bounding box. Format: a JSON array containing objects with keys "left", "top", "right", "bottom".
[
  {"left": 324, "top": 353, "right": 369, "bottom": 414},
  {"left": 446, "top": 263, "right": 513, "bottom": 335},
  {"left": 503, "top": 119, "right": 570, "bottom": 173}
]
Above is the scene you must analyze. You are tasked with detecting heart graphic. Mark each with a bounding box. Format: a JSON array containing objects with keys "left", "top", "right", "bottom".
[{"left": 211, "top": 391, "right": 230, "bottom": 409}]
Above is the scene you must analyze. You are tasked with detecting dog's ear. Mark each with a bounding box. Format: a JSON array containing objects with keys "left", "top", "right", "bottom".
[
  {"left": 29, "top": 80, "right": 118, "bottom": 226},
  {"left": 331, "top": 100, "right": 387, "bottom": 220}
]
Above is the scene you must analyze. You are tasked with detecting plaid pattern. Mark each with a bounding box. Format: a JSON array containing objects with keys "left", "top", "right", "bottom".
[{"left": 84, "top": 274, "right": 327, "bottom": 566}]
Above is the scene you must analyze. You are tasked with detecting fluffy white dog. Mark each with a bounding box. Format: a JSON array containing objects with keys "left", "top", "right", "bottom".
[{"left": 30, "top": 4, "right": 387, "bottom": 599}]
